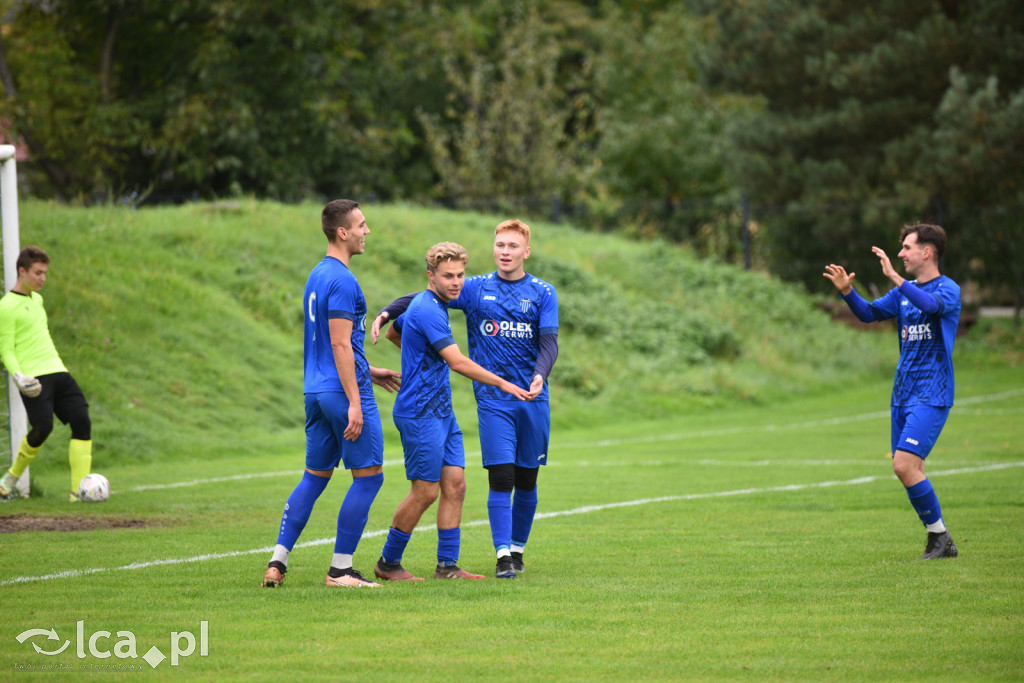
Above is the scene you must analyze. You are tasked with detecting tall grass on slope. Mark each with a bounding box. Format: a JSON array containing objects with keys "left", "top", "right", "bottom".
[{"left": 14, "top": 200, "right": 891, "bottom": 467}]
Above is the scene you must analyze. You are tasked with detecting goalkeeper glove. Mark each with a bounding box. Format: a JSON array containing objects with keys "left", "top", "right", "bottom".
[{"left": 13, "top": 373, "right": 41, "bottom": 398}]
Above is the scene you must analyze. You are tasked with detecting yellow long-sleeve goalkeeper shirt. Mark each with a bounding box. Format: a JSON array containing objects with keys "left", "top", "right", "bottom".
[{"left": 0, "top": 290, "right": 67, "bottom": 378}]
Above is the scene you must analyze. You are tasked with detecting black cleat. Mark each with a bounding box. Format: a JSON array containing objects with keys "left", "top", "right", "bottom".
[
  {"left": 921, "top": 530, "right": 958, "bottom": 560},
  {"left": 510, "top": 551, "right": 525, "bottom": 573},
  {"left": 496, "top": 556, "right": 516, "bottom": 579}
]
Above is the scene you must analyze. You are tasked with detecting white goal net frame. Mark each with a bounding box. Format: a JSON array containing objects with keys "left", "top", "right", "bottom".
[{"left": 1, "top": 144, "right": 30, "bottom": 497}]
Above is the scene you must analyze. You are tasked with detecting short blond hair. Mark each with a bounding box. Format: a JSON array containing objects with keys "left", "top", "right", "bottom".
[
  {"left": 425, "top": 242, "right": 468, "bottom": 272},
  {"left": 494, "top": 219, "right": 531, "bottom": 244}
]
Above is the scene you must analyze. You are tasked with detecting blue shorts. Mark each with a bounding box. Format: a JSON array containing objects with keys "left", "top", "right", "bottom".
[
  {"left": 305, "top": 392, "right": 384, "bottom": 471},
  {"left": 890, "top": 404, "right": 950, "bottom": 459},
  {"left": 477, "top": 399, "right": 550, "bottom": 468},
  {"left": 393, "top": 414, "right": 465, "bottom": 482}
]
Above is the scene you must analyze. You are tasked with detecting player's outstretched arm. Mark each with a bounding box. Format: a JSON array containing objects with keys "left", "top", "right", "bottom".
[
  {"left": 438, "top": 345, "right": 530, "bottom": 401},
  {"left": 371, "top": 292, "right": 419, "bottom": 344},
  {"left": 384, "top": 322, "right": 402, "bottom": 349},
  {"left": 370, "top": 366, "right": 401, "bottom": 393}
]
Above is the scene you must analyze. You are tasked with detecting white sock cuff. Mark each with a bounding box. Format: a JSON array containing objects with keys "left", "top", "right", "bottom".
[{"left": 271, "top": 544, "right": 291, "bottom": 566}]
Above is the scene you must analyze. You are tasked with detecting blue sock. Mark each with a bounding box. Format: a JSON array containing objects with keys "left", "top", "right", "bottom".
[
  {"left": 381, "top": 527, "right": 413, "bottom": 564},
  {"left": 276, "top": 471, "right": 331, "bottom": 550},
  {"left": 906, "top": 478, "right": 943, "bottom": 527},
  {"left": 334, "top": 472, "right": 384, "bottom": 554},
  {"left": 511, "top": 486, "right": 538, "bottom": 548},
  {"left": 488, "top": 489, "right": 512, "bottom": 552},
  {"left": 437, "top": 527, "right": 461, "bottom": 566}
]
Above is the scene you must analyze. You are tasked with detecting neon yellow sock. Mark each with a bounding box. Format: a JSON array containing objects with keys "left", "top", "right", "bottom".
[
  {"left": 11, "top": 437, "right": 42, "bottom": 478},
  {"left": 69, "top": 439, "right": 93, "bottom": 496}
]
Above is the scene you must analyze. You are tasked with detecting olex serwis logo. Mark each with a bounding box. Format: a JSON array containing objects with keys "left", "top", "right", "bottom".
[
  {"left": 14, "top": 621, "right": 209, "bottom": 670},
  {"left": 478, "top": 319, "right": 533, "bottom": 339}
]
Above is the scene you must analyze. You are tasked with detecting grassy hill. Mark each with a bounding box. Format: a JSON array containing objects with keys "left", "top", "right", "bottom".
[{"left": 9, "top": 199, "right": 897, "bottom": 466}]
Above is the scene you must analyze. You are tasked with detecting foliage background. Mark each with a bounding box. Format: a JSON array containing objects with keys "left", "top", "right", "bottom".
[{"left": 1, "top": 0, "right": 1021, "bottom": 307}]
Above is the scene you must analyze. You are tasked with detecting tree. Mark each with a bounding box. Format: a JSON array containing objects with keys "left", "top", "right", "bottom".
[
  {"left": 694, "top": 0, "right": 1024, "bottom": 293},
  {"left": 591, "top": 4, "right": 753, "bottom": 258},
  {"left": 418, "top": 0, "right": 597, "bottom": 212}
]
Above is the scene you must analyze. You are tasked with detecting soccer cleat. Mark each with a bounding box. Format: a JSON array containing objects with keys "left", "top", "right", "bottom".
[
  {"left": 262, "top": 563, "right": 286, "bottom": 588},
  {"left": 496, "top": 556, "right": 516, "bottom": 579},
  {"left": 69, "top": 491, "right": 80, "bottom": 503},
  {"left": 434, "top": 564, "right": 486, "bottom": 580},
  {"left": 0, "top": 472, "right": 18, "bottom": 499},
  {"left": 511, "top": 551, "right": 525, "bottom": 573},
  {"left": 921, "top": 530, "right": 958, "bottom": 560},
  {"left": 374, "top": 557, "right": 424, "bottom": 581},
  {"left": 325, "top": 568, "right": 381, "bottom": 588}
]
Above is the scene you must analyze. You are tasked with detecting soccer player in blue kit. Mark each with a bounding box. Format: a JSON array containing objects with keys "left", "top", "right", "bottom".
[
  {"left": 262, "top": 199, "right": 401, "bottom": 589},
  {"left": 824, "top": 223, "right": 960, "bottom": 560},
  {"left": 373, "top": 242, "right": 530, "bottom": 581},
  {"left": 373, "top": 220, "right": 559, "bottom": 578}
]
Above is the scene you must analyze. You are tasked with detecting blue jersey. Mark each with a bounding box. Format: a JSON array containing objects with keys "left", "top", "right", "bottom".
[
  {"left": 450, "top": 272, "right": 559, "bottom": 402},
  {"left": 303, "top": 256, "right": 372, "bottom": 399},
  {"left": 867, "top": 276, "right": 960, "bottom": 407},
  {"left": 392, "top": 290, "right": 457, "bottom": 419}
]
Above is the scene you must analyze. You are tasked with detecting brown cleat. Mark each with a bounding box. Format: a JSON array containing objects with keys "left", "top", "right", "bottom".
[
  {"left": 262, "top": 566, "right": 285, "bottom": 588},
  {"left": 325, "top": 568, "right": 381, "bottom": 588},
  {"left": 434, "top": 564, "right": 486, "bottom": 579},
  {"left": 374, "top": 557, "right": 424, "bottom": 581}
]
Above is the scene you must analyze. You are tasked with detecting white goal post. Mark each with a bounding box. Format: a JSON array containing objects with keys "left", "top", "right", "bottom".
[{"left": 1, "top": 144, "right": 30, "bottom": 497}]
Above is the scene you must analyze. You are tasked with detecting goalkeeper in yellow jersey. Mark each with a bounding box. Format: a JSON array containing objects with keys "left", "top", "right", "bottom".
[{"left": 0, "top": 246, "right": 93, "bottom": 501}]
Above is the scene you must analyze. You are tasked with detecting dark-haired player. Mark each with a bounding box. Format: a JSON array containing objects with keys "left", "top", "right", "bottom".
[{"left": 824, "top": 223, "right": 960, "bottom": 560}]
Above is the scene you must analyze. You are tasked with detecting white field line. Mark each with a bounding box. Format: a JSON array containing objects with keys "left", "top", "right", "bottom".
[
  {"left": 123, "top": 389, "right": 1023, "bottom": 494},
  {"left": 3, "top": 461, "right": 1022, "bottom": 587},
  {"left": 558, "top": 388, "right": 1024, "bottom": 450}
]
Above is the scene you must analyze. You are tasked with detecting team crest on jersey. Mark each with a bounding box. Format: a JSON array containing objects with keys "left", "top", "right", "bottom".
[{"left": 520, "top": 298, "right": 531, "bottom": 313}]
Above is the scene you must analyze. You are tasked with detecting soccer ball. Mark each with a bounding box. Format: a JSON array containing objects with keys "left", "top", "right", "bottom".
[{"left": 78, "top": 473, "right": 110, "bottom": 502}]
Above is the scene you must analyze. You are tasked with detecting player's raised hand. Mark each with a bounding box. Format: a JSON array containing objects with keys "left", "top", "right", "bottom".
[
  {"left": 871, "top": 246, "right": 900, "bottom": 282},
  {"left": 13, "top": 373, "right": 41, "bottom": 398},
  {"left": 370, "top": 366, "right": 401, "bottom": 393},
  {"left": 499, "top": 380, "right": 531, "bottom": 402},
  {"left": 823, "top": 263, "right": 855, "bottom": 295},
  {"left": 370, "top": 312, "right": 389, "bottom": 345},
  {"left": 526, "top": 374, "right": 544, "bottom": 400}
]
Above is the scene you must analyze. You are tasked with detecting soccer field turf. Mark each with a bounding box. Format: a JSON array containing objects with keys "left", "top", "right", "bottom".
[{"left": 2, "top": 370, "right": 1022, "bottom": 681}]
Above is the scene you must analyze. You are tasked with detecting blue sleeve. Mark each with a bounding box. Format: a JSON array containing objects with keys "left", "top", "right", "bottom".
[
  {"left": 423, "top": 305, "right": 456, "bottom": 352},
  {"left": 539, "top": 284, "right": 558, "bottom": 335},
  {"left": 379, "top": 292, "right": 419, "bottom": 321},
  {"left": 898, "top": 281, "right": 942, "bottom": 315},
  {"left": 839, "top": 289, "right": 878, "bottom": 323},
  {"left": 393, "top": 313, "right": 405, "bottom": 334},
  {"left": 533, "top": 333, "right": 559, "bottom": 380},
  {"left": 327, "top": 275, "right": 358, "bottom": 321}
]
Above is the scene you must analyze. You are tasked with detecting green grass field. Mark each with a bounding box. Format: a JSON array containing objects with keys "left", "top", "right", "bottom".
[
  {"left": 3, "top": 358, "right": 1022, "bottom": 681},
  {"left": 3, "top": 200, "right": 1023, "bottom": 680}
]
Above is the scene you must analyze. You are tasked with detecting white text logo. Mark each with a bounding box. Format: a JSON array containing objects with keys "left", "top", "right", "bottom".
[{"left": 15, "top": 621, "right": 209, "bottom": 670}]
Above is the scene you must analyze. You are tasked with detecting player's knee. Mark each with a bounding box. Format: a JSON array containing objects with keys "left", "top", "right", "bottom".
[
  {"left": 412, "top": 482, "right": 440, "bottom": 507},
  {"left": 487, "top": 464, "right": 515, "bottom": 493},
  {"left": 514, "top": 465, "right": 539, "bottom": 492},
  {"left": 28, "top": 421, "right": 54, "bottom": 446},
  {"left": 443, "top": 476, "right": 467, "bottom": 502}
]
